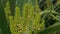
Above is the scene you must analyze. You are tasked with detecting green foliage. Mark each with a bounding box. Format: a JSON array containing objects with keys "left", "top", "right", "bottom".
[
  {"left": 4, "top": 0, "right": 45, "bottom": 34},
  {"left": 0, "top": 0, "right": 60, "bottom": 34},
  {"left": 0, "top": 0, "right": 11, "bottom": 34},
  {"left": 38, "top": 22, "right": 60, "bottom": 34}
]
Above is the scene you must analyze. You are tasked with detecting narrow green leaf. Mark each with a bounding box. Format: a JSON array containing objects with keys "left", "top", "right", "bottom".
[{"left": 38, "top": 22, "right": 60, "bottom": 34}]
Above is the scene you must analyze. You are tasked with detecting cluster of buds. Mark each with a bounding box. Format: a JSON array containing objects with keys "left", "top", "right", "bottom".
[{"left": 4, "top": 0, "right": 45, "bottom": 34}]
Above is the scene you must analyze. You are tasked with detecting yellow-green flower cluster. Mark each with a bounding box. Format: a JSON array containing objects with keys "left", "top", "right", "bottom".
[
  {"left": 4, "top": 1, "right": 11, "bottom": 22},
  {"left": 4, "top": 0, "right": 45, "bottom": 34}
]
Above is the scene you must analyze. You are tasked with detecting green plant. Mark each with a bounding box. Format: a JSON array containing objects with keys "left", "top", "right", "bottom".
[
  {"left": 38, "top": 22, "right": 60, "bottom": 34},
  {"left": 4, "top": 0, "right": 45, "bottom": 34},
  {"left": 0, "top": 0, "right": 60, "bottom": 34},
  {"left": 38, "top": 0, "right": 60, "bottom": 34},
  {"left": 0, "top": 0, "right": 11, "bottom": 34}
]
